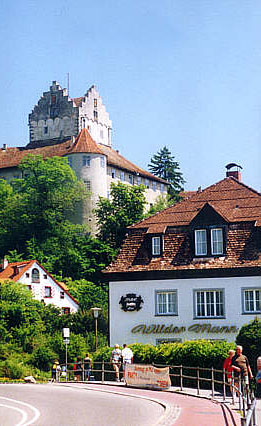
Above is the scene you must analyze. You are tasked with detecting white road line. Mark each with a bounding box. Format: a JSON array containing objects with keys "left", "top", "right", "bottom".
[
  {"left": 0, "top": 403, "right": 27, "bottom": 426},
  {"left": 0, "top": 397, "right": 41, "bottom": 426}
]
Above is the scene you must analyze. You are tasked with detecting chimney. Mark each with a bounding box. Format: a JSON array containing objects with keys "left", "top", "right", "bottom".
[
  {"left": 2, "top": 143, "right": 7, "bottom": 151},
  {"left": 225, "top": 163, "right": 242, "bottom": 181}
]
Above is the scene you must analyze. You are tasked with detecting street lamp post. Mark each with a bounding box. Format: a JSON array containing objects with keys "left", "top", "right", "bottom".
[
  {"left": 62, "top": 328, "right": 70, "bottom": 381},
  {"left": 91, "top": 307, "right": 101, "bottom": 351}
]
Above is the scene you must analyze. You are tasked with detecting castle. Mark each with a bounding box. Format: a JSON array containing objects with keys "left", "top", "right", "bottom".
[{"left": 0, "top": 81, "right": 168, "bottom": 232}]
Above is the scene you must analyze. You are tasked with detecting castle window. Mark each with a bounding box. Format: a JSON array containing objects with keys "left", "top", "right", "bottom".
[
  {"left": 120, "top": 171, "right": 125, "bottom": 182},
  {"left": 84, "top": 180, "right": 91, "bottom": 191},
  {"left": 156, "top": 291, "right": 177, "bottom": 315},
  {"left": 160, "top": 183, "right": 164, "bottom": 192},
  {"left": 152, "top": 181, "right": 157, "bottom": 191},
  {"left": 129, "top": 175, "right": 133, "bottom": 184},
  {"left": 51, "top": 95, "right": 56, "bottom": 104},
  {"left": 83, "top": 156, "right": 91, "bottom": 167},
  {"left": 242, "top": 288, "right": 261, "bottom": 314},
  {"left": 145, "top": 179, "right": 149, "bottom": 188},
  {"left": 194, "top": 289, "right": 225, "bottom": 318},
  {"left": 94, "top": 110, "right": 98, "bottom": 121},
  {"left": 111, "top": 169, "right": 116, "bottom": 178},
  {"left": 44, "top": 126, "right": 48, "bottom": 134},
  {"left": 44, "top": 286, "right": 52, "bottom": 298},
  {"left": 94, "top": 98, "right": 97, "bottom": 108},
  {"left": 100, "top": 157, "right": 105, "bottom": 168},
  {"left": 137, "top": 176, "right": 141, "bottom": 185},
  {"left": 32, "top": 268, "right": 40, "bottom": 283}
]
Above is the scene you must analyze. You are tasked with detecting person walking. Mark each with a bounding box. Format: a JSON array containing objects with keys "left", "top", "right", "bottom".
[
  {"left": 110, "top": 344, "right": 122, "bottom": 382},
  {"left": 51, "top": 360, "right": 60, "bottom": 382},
  {"left": 121, "top": 344, "right": 133, "bottom": 382},
  {"left": 231, "top": 345, "right": 253, "bottom": 395},
  {"left": 223, "top": 349, "right": 235, "bottom": 394},
  {"left": 75, "top": 356, "right": 83, "bottom": 381},
  {"left": 83, "top": 353, "right": 92, "bottom": 381}
]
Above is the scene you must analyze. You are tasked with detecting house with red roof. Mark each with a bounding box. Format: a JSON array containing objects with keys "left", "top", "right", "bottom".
[
  {"left": 0, "top": 81, "right": 168, "bottom": 232},
  {"left": 104, "top": 169, "right": 261, "bottom": 345},
  {"left": 0, "top": 259, "right": 79, "bottom": 313}
]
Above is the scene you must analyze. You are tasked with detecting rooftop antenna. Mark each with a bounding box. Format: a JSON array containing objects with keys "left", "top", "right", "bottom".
[{"left": 67, "top": 72, "right": 70, "bottom": 97}]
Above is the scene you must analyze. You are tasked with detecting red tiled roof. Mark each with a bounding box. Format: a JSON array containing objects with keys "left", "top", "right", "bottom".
[
  {"left": 0, "top": 260, "right": 78, "bottom": 305},
  {"left": 105, "top": 177, "right": 261, "bottom": 274},
  {"left": 0, "top": 129, "right": 168, "bottom": 183},
  {"left": 129, "top": 178, "right": 261, "bottom": 231},
  {"left": 68, "top": 129, "right": 103, "bottom": 154}
]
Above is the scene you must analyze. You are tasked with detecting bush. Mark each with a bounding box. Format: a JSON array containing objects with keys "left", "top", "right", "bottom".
[{"left": 236, "top": 318, "right": 261, "bottom": 375}]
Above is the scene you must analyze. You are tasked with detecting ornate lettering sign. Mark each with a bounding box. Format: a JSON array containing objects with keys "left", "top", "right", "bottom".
[
  {"left": 131, "top": 323, "right": 239, "bottom": 334},
  {"left": 119, "top": 293, "right": 144, "bottom": 312}
]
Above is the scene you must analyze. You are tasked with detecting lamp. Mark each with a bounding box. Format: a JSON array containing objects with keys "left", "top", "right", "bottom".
[{"left": 91, "top": 307, "right": 101, "bottom": 351}]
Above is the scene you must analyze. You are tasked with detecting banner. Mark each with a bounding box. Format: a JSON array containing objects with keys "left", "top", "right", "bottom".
[{"left": 125, "top": 364, "right": 171, "bottom": 390}]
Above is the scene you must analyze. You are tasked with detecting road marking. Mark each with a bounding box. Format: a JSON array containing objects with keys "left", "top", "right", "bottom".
[
  {"left": 0, "top": 397, "right": 40, "bottom": 426},
  {"left": 0, "top": 403, "right": 27, "bottom": 425}
]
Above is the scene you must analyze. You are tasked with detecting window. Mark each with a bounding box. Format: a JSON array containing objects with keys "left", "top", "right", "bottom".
[
  {"left": 145, "top": 179, "right": 149, "bottom": 188},
  {"left": 111, "top": 169, "right": 116, "bottom": 178},
  {"left": 51, "top": 95, "right": 56, "bottom": 104},
  {"left": 60, "top": 291, "right": 65, "bottom": 299},
  {"left": 83, "top": 156, "right": 91, "bottom": 167},
  {"left": 26, "top": 272, "right": 30, "bottom": 278},
  {"left": 43, "top": 274, "right": 47, "bottom": 279},
  {"left": 194, "top": 228, "right": 224, "bottom": 256},
  {"left": 129, "top": 174, "right": 133, "bottom": 184},
  {"left": 137, "top": 176, "right": 141, "bottom": 185},
  {"left": 120, "top": 171, "right": 125, "bottom": 182},
  {"left": 94, "top": 110, "right": 98, "bottom": 121},
  {"left": 94, "top": 98, "right": 97, "bottom": 108},
  {"left": 32, "top": 268, "right": 40, "bottom": 283},
  {"left": 195, "top": 230, "right": 207, "bottom": 256},
  {"left": 211, "top": 229, "right": 223, "bottom": 255},
  {"left": 100, "top": 156, "right": 105, "bottom": 168},
  {"left": 195, "top": 290, "right": 224, "bottom": 318},
  {"left": 243, "top": 289, "right": 261, "bottom": 313},
  {"left": 67, "top": 157, "right": 72, "bottom": 168},
  {"left": 160, "top": 183, "right": 164, "bottom": 192},
  {"left": 44, "top": 126, "right": 48, "bottom": 134},
  {"left": 152, "top": 236, "right": 161, "bottom": 255},
  {"left": 84, "top": 180, "right": 91, "bottom": 191},
  {"left": 156, "top": 291, "right": 177, "bottom": 315},
  {"left": 62, "top": 307, "right": 70, "bottom": 314},
  {"left": 152, "top": 181, "right": 157, "bottom": 191},
  {"left": 44, "top": 286, "right": 52, "bottom": 298},
  {"left": 107, "top": 191, "right": 110, "bottom": 199}
]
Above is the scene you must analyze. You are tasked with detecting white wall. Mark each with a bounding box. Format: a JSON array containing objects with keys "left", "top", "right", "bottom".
[{"left": 109, "top": 275, "right": 260, "bottom": 346}]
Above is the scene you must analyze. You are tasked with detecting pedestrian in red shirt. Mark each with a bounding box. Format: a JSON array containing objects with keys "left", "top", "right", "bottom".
[{"left": 223, "top": 349, "right": 235, "bottom": 394}]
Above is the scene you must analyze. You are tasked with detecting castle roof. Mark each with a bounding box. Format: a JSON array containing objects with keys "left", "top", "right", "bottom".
[{"left": 0, "top": 129, "right": 167, "bottom": 183}]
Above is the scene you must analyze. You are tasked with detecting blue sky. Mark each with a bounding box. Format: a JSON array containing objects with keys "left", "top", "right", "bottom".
[{"left": 1, "top": 0, "right": 260, "bottom": 191}]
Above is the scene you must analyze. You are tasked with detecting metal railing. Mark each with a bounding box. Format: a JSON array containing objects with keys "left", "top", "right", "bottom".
[{"left": 56, "top": 361, "right": 257, "bottom": 426}]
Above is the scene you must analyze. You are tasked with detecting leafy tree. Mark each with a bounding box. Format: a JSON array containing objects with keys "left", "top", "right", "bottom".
[
  {"left": 0, "top": 155, "right": 87, "bottom": 256},
  {"left": 144, "top": 194, "right": 172, "bottom": 217},
  {"left": 148, "top": 146, "right": 185, "bottom": 201},
  {"left": 236, "top": 318, "right": 261, "bottom": 375},
  {"left": 95, "top": 182, "right": 146, "bottom": 249}
]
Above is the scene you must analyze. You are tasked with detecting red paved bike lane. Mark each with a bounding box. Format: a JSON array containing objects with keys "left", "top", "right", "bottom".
[{"left": 77, "top": 383, "right": 241, "bottom": 425}]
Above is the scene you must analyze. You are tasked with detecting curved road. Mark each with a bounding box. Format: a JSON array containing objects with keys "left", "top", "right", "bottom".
[{"left": 0, "top": 383, "right": 168, "bottom": 426}]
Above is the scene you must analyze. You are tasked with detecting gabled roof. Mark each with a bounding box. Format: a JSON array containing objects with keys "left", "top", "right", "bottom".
[
  {"left": 129, "top": 177, "right": 261, "bottom": 232},
  {"left": 0, "top": 260, "right": 79, "bottom": 305}
]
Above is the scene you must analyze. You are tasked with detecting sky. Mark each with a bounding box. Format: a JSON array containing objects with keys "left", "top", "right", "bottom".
[{"left": 1, "top": 0, "right": 260, "bottom": 191}]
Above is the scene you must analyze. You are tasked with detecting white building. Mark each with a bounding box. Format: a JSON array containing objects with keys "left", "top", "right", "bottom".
[
  {"left": 0, "top": 81, "right": 168, "bottom": 232},
  {"left": 0, "top": 259, "right": 79, "bottom": 313},
  {"left": 105, "top": 169, "right": 261, "bottom": 345}
]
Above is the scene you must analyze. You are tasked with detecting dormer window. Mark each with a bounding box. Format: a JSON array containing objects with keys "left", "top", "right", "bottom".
[
  {"left": 152, "top": 236, "right": 162, "bottom": 256},
  {"left": 32, "top": 268, "right": 40, "bottom": 283},
  {"left": 194, "top": 227, "right": 224, "bottom": 257}
]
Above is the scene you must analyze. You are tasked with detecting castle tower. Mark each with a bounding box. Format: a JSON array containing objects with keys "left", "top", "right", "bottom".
[{"left": 28, "top": 81, "right": 112, "bottom": 148}]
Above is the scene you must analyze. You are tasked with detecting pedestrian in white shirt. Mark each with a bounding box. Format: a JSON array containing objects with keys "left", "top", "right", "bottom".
[{"left": 121, "top": 344, "right": 133, "bottom": 381}]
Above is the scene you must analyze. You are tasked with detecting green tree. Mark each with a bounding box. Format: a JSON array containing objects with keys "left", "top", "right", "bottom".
[
  {"left": 95, "top": 182, "right": 146, "bottom": 249},
  {"left": 0, "top": 155, "right": 87, "bottom": 256},
  {"left": 148, "top": 146, "right": 185, "bottom": 201},
  {"left": 236, "top": 318, "right": 261, "bottom": 375}
]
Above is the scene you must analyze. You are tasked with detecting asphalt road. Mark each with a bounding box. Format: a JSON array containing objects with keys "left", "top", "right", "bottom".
[{"left": 0, "top": 383, "right": 167, "bottom": 426}]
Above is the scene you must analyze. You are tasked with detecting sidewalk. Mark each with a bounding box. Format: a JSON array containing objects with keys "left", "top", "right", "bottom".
[{"left": 71, "top": 381, "right": 261, "bottom": 426}]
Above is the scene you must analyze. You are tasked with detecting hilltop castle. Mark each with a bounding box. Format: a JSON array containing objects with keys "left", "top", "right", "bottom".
[{"left": 0, "top": 81, "right": 168, "bottom": 232}]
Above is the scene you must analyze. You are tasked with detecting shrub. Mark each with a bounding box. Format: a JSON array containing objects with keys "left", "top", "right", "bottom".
[{"left": 236, "top": 318, "right": 261, "bottom": 375}]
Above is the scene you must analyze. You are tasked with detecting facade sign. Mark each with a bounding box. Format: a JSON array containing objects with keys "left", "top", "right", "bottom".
[
  {"left": 131, "top": 323, "right": 239, "bottom": 335},
  {"left": 119, "top": 293, "right": 144, "bottom": 312},
  {"left": 125, "top": 364, "right": 171, "bottom": 390}
]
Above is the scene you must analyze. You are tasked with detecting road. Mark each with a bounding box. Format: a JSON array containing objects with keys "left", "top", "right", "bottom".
[
  {"left": 0, "top": 383, "right": 168, "bottom": 426},
  {"left": 0, "top": 382, "right": 242, "bottom": 426}
]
